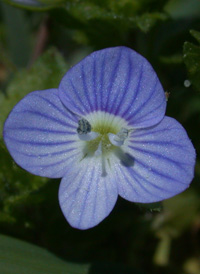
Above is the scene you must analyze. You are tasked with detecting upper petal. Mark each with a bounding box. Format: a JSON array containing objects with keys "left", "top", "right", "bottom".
[
  {"left": 116, "top": 116, "right": 196, "bottom": 203},
  {"left": 58, "top": 156, "right": 118, "bottom": 229},
  {"left": 59, "top": 46, "right": 166, "bottom": 128},
  {"left": 3, "top": 88, "right": 80, "bottom": 178}
]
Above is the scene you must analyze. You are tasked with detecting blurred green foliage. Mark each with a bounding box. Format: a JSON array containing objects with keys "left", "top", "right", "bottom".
[
  {"left": 0, "top": 0, "right": 200, "bottom": 274},
  {"left": 0, "top": 141, "right": 48, "bottom": 224},
  {"left": 183, "top": 30, "right": 200, "bottom": 92}
]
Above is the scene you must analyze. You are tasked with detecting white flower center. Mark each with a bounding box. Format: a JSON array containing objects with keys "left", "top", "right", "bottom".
[{"left": 77, "top": 111, "right": 131, "bottom": 158}]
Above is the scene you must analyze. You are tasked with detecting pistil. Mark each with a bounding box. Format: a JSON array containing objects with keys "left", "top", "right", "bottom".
[{"left": 94, "top": 141, "right": 102, "bottom": 156}]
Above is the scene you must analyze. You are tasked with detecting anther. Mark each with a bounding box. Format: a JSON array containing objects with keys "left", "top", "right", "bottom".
[
  {"left": 77, "top": 118, "right": 91, "bottom": 134},
  {"left": 77, "top": 118, "right": 99, "bottom": 141},
  {"left": 108, "top": 128, "right": 129, "bottom": 147}
]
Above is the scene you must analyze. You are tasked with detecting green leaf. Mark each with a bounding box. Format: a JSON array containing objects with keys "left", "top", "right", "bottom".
[
  {"left": 0, "top": 47, "right": 67, "bottom": 136},
  {"left": 0, "top": 234, "right": 89, "bottom": 274},
  {"left": 183, "top": 30, "right": 200, "bottom": 91}
]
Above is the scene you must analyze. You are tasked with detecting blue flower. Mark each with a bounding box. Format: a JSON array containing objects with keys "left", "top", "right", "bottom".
[{"left": 3, "top": 47, "right": 196, "bottom": 229}]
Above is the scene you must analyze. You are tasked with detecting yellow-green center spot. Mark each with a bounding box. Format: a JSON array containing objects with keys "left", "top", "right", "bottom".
[
  {"left": 92, "top": 123, "right": 119, "bottom": 135},
  {"left": 85, "top": 133, "right": 115, "bottom": 156}
]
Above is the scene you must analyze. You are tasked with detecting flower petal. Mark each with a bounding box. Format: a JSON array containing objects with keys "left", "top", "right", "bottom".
[
  {"left": 117, "top": 117, "right": 196, "bottom": 203},
  {"left": 3, "top": 89, "right": 80, "bottom": 178},
  {"left": 58, "top": 157, "right": 118, "bottom": 229},
  {"left": 59, "top": 46, "right": 166, "bottom": 128}
]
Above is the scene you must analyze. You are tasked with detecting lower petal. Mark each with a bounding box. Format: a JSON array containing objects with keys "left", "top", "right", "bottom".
[
  {"left": 58, "top": 157, "right": 118, "bottom": 229},
  {"left": 117, "top": 116, "right": 196, "bottom": 203}
]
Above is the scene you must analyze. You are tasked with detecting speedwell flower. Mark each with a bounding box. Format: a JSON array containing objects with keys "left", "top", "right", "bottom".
[{"left": 3, "top": 47, "right": 195, "bottom": 229}]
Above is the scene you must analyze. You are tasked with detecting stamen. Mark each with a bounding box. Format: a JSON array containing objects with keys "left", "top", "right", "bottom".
[
  {"left": 108, "top": 128, "right": 129, "bottom": 147},
  {"left": 78, "top": 131, "right": 99, "bottom": 141}
]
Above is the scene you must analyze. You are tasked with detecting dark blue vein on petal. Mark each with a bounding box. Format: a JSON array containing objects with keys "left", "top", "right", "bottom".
[
  {"left": 127, "top": 166, "right": 174, "bottom": 195},
  {"left": 130, "top": 139, "right": 189, "bottom": 150},
  {"left": 104, "top": 176, "right": 109, "bottom": 216},
  {"left": 33, "top": 94, "right": 75, "bottom": 123},
  {"left": 77, "top": 167, "right": 95, "bottom": 228},
  {"left": 135, "top": 158, "right": 185, "bottom": 185},
  {"left": 131, "top": 127, "right": 177, "bottom": 139},
  {"left": 5, "top": 135, "right": 74, "bottom": 146},
  {"left": 92, "top": 57, "right": 98, "bottom": 110},
  {"left": 129, "top": 144, "right": 189, "bottom": 172},
  {"left": 92, "top": 170, "right": 98, "bottom": 224},
  {"left": 113, "top": 54, "right": 133, "bottom": 115},
  {"left": 119, "top": 166, "right": 161, "bottom": 198},
  {"left": 81, "top": 63, "right": 93, "bottom": 112},
  {"left": 67, "top": 166, "right": 91, "bottom": 221},
  {"left": 104, "top": 48, "right": 122, "bottom": 111},
  {"left": 16, "top": 110, "right": 72, "bottom": 128},
  {"left": 6, "top": 126, "right": 76, "bottom": 135},
  {"left": 122, "top": 164, "right": 173, "bottom": 195},
  {"left": 24, "top": 154, "right": 78, "bottom": 169},
  {"left": 125, "top": 78, "right": 158, "bottom": 121},
  {"left": 120, "top": 62, "right": 144, "bottom": 117},
  {"left": 131, "top": 96, "right": 165, "bottom": 124},
  {"left": 118, "top": 166, "right": 138, "bottom": 197},
  {"left": 99, "top": 53, "right": 106, "bottom": 110},
  {"left": 69, "top": 79, "right": 86, "bottom": 113},
  {"left": 53, "top": 152, "right": 81, "bottom": 178},
  {"left": 59, "top": 172, "right": 83, "bottom": 206},
  {"left": 129, "top": 169, "right": 165, "bottom": 197},
  {"left": 120, "top": 168, "right": 138, "bottom": 196},
  {"left": 31, "top": 153, "right": 78, "bottom": 168},
  {"left": 9, "top": 146, "right": 76, "bottom": 158}
]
